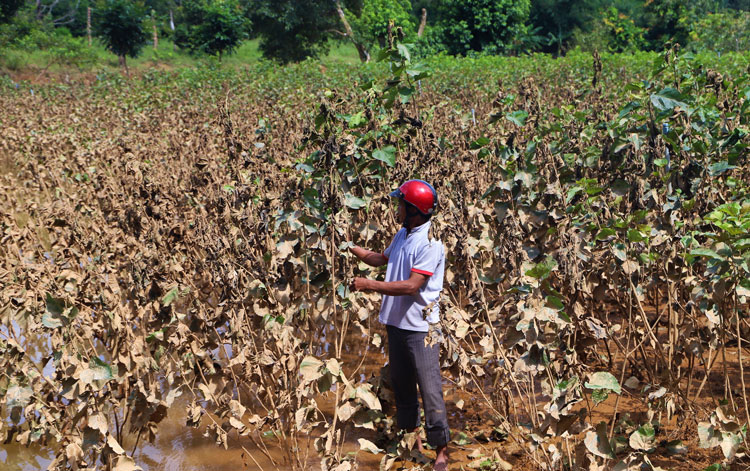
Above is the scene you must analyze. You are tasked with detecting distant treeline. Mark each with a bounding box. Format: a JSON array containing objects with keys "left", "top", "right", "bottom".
[{"left": 1, "top": 0, "right": 750, "bottom": 66}]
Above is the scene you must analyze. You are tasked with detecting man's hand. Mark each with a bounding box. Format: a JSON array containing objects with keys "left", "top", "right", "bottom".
[
  {"left": 351, "top": 277, "right": 371, "bottom": 292},
  {"left": 351, "top": 271, "right": 428, "bottom": 296}
]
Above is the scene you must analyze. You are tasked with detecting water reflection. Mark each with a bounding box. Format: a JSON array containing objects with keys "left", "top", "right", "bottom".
[{"left": 1, "top": 326, "right": 390, "bottom": 471}]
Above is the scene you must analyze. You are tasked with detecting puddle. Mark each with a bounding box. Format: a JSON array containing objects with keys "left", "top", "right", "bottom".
[{"left": 1, "top": 324, "right": 391, "bottom": 471}]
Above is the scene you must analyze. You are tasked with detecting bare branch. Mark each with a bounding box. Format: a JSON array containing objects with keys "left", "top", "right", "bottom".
[
  {"left": 332, "top": 0, "right": 370, "bottom": 62},
  {"left": 418, "top": 8, "right": 427, "bottom": 37}
]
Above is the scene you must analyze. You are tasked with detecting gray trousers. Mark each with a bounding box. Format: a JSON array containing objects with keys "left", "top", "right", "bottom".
[{"left": 386, "top": 325, "right": 450, "bottom": 448}]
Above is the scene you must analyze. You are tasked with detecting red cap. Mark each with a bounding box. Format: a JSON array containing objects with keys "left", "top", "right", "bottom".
[{"left": 390, "top": 180, "right": 437, "bottom": 215}]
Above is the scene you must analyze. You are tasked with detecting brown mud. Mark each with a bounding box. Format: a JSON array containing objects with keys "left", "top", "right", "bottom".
[{"left": 1, "top": 320, "right": 743, "bottom": 471}]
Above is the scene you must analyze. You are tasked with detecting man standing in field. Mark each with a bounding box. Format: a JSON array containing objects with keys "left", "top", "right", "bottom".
[{"left": 349, "top": 179, "right": 450, "bottom": 471}]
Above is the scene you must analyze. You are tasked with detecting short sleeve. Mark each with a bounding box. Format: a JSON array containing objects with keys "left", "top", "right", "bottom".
[
  {"left": 411, "top": 241, "right": 443, "bottom": 276},
  {"left": 383, "top": 228, "right": 404, "bottom": 260}
]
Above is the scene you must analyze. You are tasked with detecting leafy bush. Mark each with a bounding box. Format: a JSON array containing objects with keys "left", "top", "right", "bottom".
[
  {"left": 686, "top": 10, "right": 750, "bottom": 53},
  {"left": 94, "top": 0, "right": 147, "bottom": 67},
  {"left": 248, "top": 0, "right": 341, "bottom": 63},
  {"left": 602, "top": 6, "right": 646, "bottom": 52},
  {"left": 0, "top": 26, "right": 97, "bottom": 71},
  {"left": 529, "top": 0, "right": 605, "bottom": 55},
  {"left": 44, "top": 34, "right": 99, "bottom": 69},
  {"left": 0, "top": 6, "right": 38, "bottom": 49},
  {"left": 0, "top": 48, "right": 26, "bottom": 70},
  {"left": 173, "top": 0, "right": 249, "bottom": 59},
  {"left": 346, "top": 0, "right": 416, "bottom": 50},
  {"left": 428, "top": 0, "right": 531, "bottom": 56},
  {"left": 14, "top": 26, "right": 74, "bottom": 51}
]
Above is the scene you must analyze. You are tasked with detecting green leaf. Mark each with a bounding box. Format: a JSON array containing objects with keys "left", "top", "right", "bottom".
[
  {"left": 592, "top": 389, "right": 609, "bottom": 404},
  {"left": 720, "top": 432, "right": 742, "bottom": 460},
  {"left": 690, "top": 248, "right": 724, "bottom": 260},
  {"left": 566, "top": 186, "right": 583, "bottom": 204},
  {"left": 506, "top": 110, "right": 528, "bottom": 127},
  {"left": 42, "top": 311, "right": 65, "bottom": 329},
  {"left": 627, "top": 229, "right": 645, "bottom": 243},
  {"left": 162, "top": 287, "right": 179, "bottom": 307},
  {"left": 43, "top": 294, "right": 76, "bottom": 329},
  {"left": 650, "top": 88, "right": 688, "bottom": 111},
  {"left": 585, "top": 372, "right": 622, "bottom": 394},
  {"left": 556, "top": 376, "right": 578, "bottom": 391},
  {"left": 372, "top": 146, "right": 397, "bottom": 167},
  {"left": 702, "top": 465, "right": 722, "bottom": 471},
  {"left": 46, "top": 293, "right": 65, "bottom": 315},
  {"left": 470, "top": 137, "right": 490, "bottom": 149},
  {"left": 398, "top": 87, "right": 415, "bottom": 104},
  {"left": 344, "top": 193, "right": 367, "bottom": 210},
  {"left": 611, "top": 179, "right": 630, "bottom": 197},
  {"left": 525, "top": 256, "right": 558, "bottom": 281},
  {"left": 698, "top": 422, "right": 721, "bottom": 449},
  {"left": 396, "top": 43, "right": 411, "bottom": 62},
  {"left": 612, "top": 243, "right": 627, "bottom": 261},
  {"left": 546, "top": 295, "right": 564, "bottom": 310},
  {"left": 406, "top": 63, "right": 430, "bottom": 79},
  {"left": 709, "top": 161, "right": 736, "bottom": 176},
  {"left": 596, "top": 228, "right": 616, "bottom": 240}
]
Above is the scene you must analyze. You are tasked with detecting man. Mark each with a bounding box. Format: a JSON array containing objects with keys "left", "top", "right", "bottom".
[{"left": 350, "top": 179, "right": 450, "bottom": 471}]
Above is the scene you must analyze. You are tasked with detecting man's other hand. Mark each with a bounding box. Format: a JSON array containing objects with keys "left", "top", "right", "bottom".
[{"left": 351, "top": 277, "right": 371, "bottom": 292}]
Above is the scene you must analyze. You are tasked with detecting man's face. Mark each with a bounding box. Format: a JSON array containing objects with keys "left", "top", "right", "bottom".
[{"left": 395, "top": 199, "right": 406, "bottom": 224}]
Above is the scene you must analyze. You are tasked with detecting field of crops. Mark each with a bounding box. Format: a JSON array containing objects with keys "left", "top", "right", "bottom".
[{"left": 1, "top": 46, "right": 749, "bottom": 471}]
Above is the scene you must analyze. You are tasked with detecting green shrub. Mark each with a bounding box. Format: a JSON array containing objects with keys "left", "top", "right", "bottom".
[
  {"left": 1, "top": 27, "right": 99, "bottom": 70},
  {"left": 0, "top": 8, "right": 38, "bottom": 48},
  {"left": 45, "top": 35, "right": 99, "bottom": 69},
  {"left": 0, "top": 48, "right": 27, "bottom": 70},
  {"left": 173, "top": 0, "right": 248, "bottom": 59},
  {"left": 429, "top": 0, "right": 531, "bottom": 56},
  {"left": 346, "top": 0, "right": 416, "bottom": 50},
  {"left": 95, "top": 0, "right": 148, "bottom": 68},
  {"left": 571, "top": 6, "right": 645, "bottom": 53},
  {"left": 686, "top": 11, "right": 750, "bottom": 53},
  {"left": 602, "top": 6, "right": 646, "bottom": 52},
  {"left": 15, "top": 27, "right": 74, "bottom": 51}
]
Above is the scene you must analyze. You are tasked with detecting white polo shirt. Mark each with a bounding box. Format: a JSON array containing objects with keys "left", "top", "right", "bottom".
[{"left": 379, "top": 221, "right": 445, "bottom": 332}]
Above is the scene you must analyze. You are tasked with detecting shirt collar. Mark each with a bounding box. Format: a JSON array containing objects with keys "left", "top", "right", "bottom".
[{"left": 406, "top": 220, "right": 431, "bottom": 237}]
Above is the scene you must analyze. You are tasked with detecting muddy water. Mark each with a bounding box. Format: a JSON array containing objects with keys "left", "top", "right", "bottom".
[
  {"left": 1, "top": 393, "right": 308, "bottom": 470},
  {"left": 0, "top": 328, "right": 395, "bottom": 471}
]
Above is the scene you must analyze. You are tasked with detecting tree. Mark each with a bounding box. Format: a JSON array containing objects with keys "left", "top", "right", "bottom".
[
  {"left": 428, "top": 0, "right": 531, "bottom": 56},
  {"left": 246, "top": 0, "right": 342, "bottom": 63},
  {"left": 1, "top": 0, "right": 25, "bottom": 24},
  {"left": 602, "top": 6, "right": 645, "bottom": 52},
  {"left": 95, "top": 0, "right": 147, "bottom": 74},
  {"left": 529, "top": 0, "right": 605, "bottom": 55},
  {"left": 246, "top": 0, "right": 415, "bottom": 63},
  {"left": 174, "top": 0, "right": 248, "bottom": 59},
  {"left": 34, "top": 0, "right": 86, "bottom": 26},
  {"left": 345, "top": 0, "right": 415, "bottom": 52}
]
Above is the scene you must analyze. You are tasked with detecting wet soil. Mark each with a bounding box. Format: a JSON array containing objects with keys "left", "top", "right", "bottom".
[{"left": 1, "top": 319, "right": 748, "bottom": 470}]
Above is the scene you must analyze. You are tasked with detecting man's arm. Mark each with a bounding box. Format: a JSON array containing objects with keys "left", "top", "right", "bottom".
[
  {"left": 352, "top": 271, "right": 428, "bottom": 296},
  {"left": 349, "top": 245, "right": 388, "bottom": 267}
]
